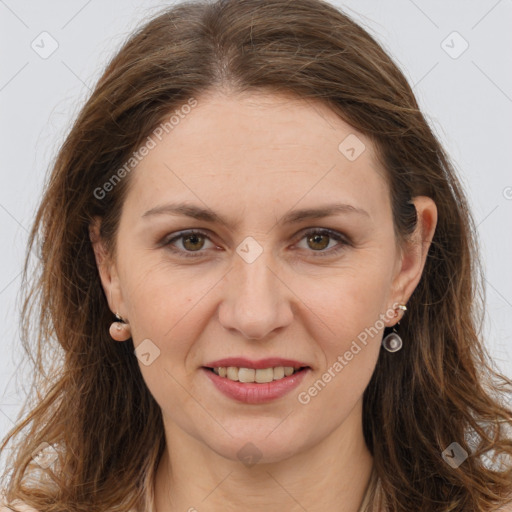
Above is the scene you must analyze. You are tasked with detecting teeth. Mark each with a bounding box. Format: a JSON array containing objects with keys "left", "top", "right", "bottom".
[
  {"left": 238, "top": 368, "right": 255, "bottom": 382},
  {"left": 212, "top": 366, "right": 300, "bottom": 383},
  {"left": 226, "top": 367, "right": 238, "bottom": 380},
  {"left": 255, "top": 368, "right": 274, "bottom": 383},
  {"left": 273, "top": 366, "right": 285, "bottom": 379}
]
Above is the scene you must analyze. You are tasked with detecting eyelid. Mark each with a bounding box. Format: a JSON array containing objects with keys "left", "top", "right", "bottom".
[
  {"left": 162, "top": 227, "right": 351, "bottom": 258},
  {"left": 292, "top": 227, "right": 351, "bottom": 252},
  {"left": 161, "top": 229, "right": 218, "bottom": 258}
]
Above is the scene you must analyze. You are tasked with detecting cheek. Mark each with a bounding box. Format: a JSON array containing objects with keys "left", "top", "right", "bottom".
[
  {"left": 120, "top": 265, "right": 210, "bottom": 411},
  {"left": 293, "top": 271, "right": 388, "bottom": 414},
  {"left": 118, "top": 249, "right": 203, "bottom": 330},
  {"left": 292, "top": 258, "right": 393, "bottom": 351},
  {"left": 121, "top": 240, "right": 394, "bottom": 352}
]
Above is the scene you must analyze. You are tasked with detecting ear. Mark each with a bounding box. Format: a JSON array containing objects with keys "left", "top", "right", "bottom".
[
  {"left": 89, "top": 216, "right": 123, "bottom": 317},
  {"left": 386, "top": 196, "right": 437, "bottom": 325}
]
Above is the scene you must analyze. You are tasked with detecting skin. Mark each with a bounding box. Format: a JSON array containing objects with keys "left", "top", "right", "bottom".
[{"left": 90, "top": 89, "right": 437, "bottom": 512}]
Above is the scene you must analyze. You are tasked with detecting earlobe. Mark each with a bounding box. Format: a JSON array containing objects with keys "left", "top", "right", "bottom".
[
  {"left": 89, "top": 218, "right": 130, "bottom": 339},
  {"left": 388, "top": 196, "right": 438, "bottom": 317}
]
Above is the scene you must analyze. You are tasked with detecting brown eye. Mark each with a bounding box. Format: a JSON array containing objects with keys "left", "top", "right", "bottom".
[
  {"left": 306, "top": 233, "right": 330, "bottom": 251},
  {"left": 181, "top": 233, "right": 206, "bottom": 251},
  {"left": 163, "top": 230, "right": 215, "bottom": 258},
  {"left": 295, "top": 228, "right": 350, "bottom": 257},
  {"left": 163, "top": 228, "right": 350, "bottom": 260}
]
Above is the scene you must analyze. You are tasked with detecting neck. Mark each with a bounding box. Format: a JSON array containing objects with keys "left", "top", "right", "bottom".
[{"left": 152, "top": 400, "right": 374, "bottom": 512}]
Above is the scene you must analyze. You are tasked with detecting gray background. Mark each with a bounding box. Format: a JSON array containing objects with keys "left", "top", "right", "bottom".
[{"left": 1, "top": 0, "right": 511, "bottom": 460}]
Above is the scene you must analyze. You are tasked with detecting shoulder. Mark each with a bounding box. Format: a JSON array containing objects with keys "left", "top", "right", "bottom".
[
  {"left": 0, "top": 500, "right": 40, "bottom": 512},
  {"left": 1, "top": 501, "right": 139, "bottom": 512},
  {"left": 497, "top": 500, "right": 512, "bottom": 512}
]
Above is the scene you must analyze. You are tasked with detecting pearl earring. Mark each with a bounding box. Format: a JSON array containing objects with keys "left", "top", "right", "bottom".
[
  {"left": 108, "top": 289, "right": 131, "bottom": 342},
  {"left": 109, "top": 312, "right": 131, "bottom": 342}
]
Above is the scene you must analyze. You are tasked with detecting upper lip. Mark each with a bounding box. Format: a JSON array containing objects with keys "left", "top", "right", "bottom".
[{"left": 203, "top": 357, "right": 311, "bottom": 370}]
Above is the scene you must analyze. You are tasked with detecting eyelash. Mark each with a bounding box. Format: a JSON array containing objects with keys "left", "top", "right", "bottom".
[{"left": 162, "top": 228, "right": 350, "bottom": 259}]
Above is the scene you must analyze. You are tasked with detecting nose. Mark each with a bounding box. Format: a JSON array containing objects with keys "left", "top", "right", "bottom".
[{"left": 217, "top": 251, "right": 294, "bottom": 341}]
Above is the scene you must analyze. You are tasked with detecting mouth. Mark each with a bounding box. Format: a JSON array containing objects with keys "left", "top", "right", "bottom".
[
  {"left": 202, "top": 365, "right": 310, "bottom": 384},
  {"left": 202, "top": 364, "right": 311, "bottom": 404}
]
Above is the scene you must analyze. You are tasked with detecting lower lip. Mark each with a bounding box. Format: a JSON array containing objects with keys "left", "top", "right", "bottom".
[{"left": 202, "top": 367, "right": 310, "bottom": 404}]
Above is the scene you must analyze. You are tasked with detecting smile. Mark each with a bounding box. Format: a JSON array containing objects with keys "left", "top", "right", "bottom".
[
  {"left": 202, "top": 366, "right": 310, "bottom": 404},
  {"left": 209, "top": 366, "right": 304, "bottom": 383}
]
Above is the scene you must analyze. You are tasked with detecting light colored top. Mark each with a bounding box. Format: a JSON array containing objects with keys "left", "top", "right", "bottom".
[
  {"left": 0, "top": 469, "right": 380, "bottom": 512},
  {"left": 0, "top": 503, "right": 37, "bottom": 512},
  {"left": 1, "top": 473, "right": 379, "bottom": 512},
  {"left": 0, "top": 503, "right": 134, "bottom": 512},
  {"left": 2, "top": 475, "right": 511, "bottom": 512},
  {"left": 357, "top": 466, "right": 382, "bottom": 512},
  {"left": 0, "top": 470, "right": 378, "bottom": 512}
]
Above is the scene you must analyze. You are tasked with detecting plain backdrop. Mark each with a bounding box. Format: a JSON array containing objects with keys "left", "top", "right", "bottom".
[{"left": 1, "top": 0, "right": 511, "bottom": 460}]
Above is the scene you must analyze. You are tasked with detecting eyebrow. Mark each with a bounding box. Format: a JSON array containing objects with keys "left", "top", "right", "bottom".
[{"left": 141, "top": 202, "right": 370, "bottom": 229}]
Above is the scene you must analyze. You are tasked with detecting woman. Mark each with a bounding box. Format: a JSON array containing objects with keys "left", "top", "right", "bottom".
[{"left": 1, "top": 0, "right": 511, "bottom": 510}]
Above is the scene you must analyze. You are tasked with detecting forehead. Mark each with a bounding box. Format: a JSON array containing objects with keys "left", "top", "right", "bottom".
[{"left": 124, "top": 90, "right": 390, "bottom": 223}]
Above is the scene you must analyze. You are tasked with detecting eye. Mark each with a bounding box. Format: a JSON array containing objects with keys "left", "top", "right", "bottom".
[
  {"left": 163, "top": 230, "right": 215, "bottom": 258},
  {"left": 162, "top": 228, "right": 350, "bottom": 259},
  {"left": 293, "top": 228, "right": 350, "bottom": 257}
]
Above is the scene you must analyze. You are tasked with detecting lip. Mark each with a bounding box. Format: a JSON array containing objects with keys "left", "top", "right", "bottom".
[
  {"left": 202, "top": 366, "right": 310, "bottom": 404},
  {"left": 203, "top": 357, "right": 310, "bottom": 370}
]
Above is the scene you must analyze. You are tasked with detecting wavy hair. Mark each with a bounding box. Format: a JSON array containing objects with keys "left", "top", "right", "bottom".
[{"left": 1, "top": 0, "right": 511, "bottom": 510}]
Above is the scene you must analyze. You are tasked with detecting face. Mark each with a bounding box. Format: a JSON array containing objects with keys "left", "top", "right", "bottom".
[{"left": 94, "top": 90, "right": 418, "bottom": 464}]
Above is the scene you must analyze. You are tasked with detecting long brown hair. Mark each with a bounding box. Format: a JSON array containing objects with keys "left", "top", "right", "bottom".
[{"left": 1, "top": 1, "right": 511, "bottom": 510}]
